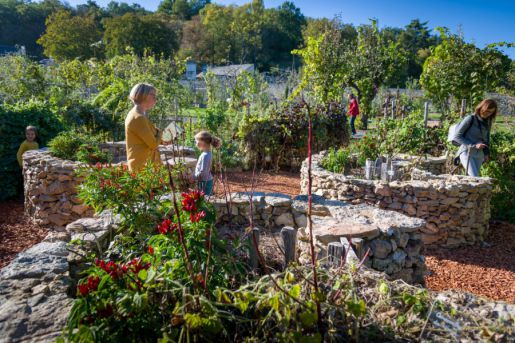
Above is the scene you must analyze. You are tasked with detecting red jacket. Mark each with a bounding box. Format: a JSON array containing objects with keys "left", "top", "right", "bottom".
[{"left": 348, "top": 99, "right": 359, "bottom": 116}]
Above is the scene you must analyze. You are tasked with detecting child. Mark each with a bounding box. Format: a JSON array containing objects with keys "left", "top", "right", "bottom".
[
  {"left": 194, "top": 131, "right": 221, "bottom": 196},
  {"left": 17, "top": 126, "right": 39, "bottom": 167}
]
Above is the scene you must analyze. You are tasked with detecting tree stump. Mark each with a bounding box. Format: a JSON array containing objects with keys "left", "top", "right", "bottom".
[{"left": 248, "top": 227, "right": 260, "bottom": 271}]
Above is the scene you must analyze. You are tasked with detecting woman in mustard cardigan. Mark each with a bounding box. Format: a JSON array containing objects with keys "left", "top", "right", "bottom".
[{"left": 125, "top": 83, "right": 164, "bottom": 171}]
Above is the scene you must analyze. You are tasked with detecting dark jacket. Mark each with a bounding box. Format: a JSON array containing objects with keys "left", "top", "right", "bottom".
[{"left": 454, "top": 114, "right": 491, "bottom": 157}]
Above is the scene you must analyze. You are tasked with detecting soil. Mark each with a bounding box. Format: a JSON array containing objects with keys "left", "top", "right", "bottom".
[
  {"left": 1, "top": 172, "right": 514, "bottom": 304},
  {"left": 0, "top": 199, "right": 48, "bottom": 269}
]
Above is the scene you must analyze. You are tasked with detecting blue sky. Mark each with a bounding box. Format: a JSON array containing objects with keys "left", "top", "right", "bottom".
[{"left": 64, "top": 0, "right": 515, "bottom": 58}]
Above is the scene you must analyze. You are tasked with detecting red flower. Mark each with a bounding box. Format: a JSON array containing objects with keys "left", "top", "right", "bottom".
[
  {"left": 190, "top": 210, "right": 206, "bottom": 223},
  {"left": 148, "top": 245, "right": 154, "bottom": 255},
  {"left": 95, "top": 162, "right": 102, "bottom": 170},
  {"left": 125, "top": 258, "right": 150, "bottom": 274},
  {"left": 195, "top": 272, "right": 206, "bottom": 289},
  {"left": 157, "top": 218, "right": 177, "bottom": 235},
  {"left": 87, "top": 276, "right": 100, "bottom": 291},
  {"left": 77, "top": 283, "right": 90, "bottom": 297},
  {"left": 181, "top": 196, "right": 197, "bottom": 212},
  {"left": 96, "top": 259, "right": 126, "bottom": 280},
  {"left": 150, "top": 191, "right": 155, "bottom": 200}
]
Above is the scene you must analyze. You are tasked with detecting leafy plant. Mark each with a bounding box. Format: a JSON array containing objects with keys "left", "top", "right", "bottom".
[
  {"left": 321, "top": 147, "right": 352, "bottom": 173},
  {"left": 48, "top": 130, "right": 111, "bottom": 164}
]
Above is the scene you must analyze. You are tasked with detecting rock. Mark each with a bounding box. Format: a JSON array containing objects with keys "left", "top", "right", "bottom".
[
  {"left": 71, "top": 204, "right": 89, "bottom": 215},
  {"left": 392, "top": 250, "right": 407, "bottom": 267},
  {"left": 405, "top": 239, "right": 422, "bottom": 257},
  {"left": 398, "top": 233, "right": 410, "bottom": 248},
  {"left": 294, "top": 213, "right": 307, "bottom": 228},
  {"left": 274, "top": 212, "right": 295, "bottom": 227},
  {"left": 265, "top": 195, "right": 292, "bottom": 207},
  {"left": 370, "top": 240, "right": 392, "bottom": 259},
  {"left": 374, "top": 184, "right": 392, "bottom": 197},
  {"left": 47, "top": 213, "right": 70, "bottom": 227},
  {"left": 421, "top": 222, "right": 439, "bottom": 234},
  {"left": 372, "top": 257, "right": 392, "bottom": 271}
]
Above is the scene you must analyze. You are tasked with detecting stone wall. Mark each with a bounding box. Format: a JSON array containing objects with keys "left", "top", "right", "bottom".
[
  {"left": 301, "top": 153, "right": 493, "bottom": 247},
  {"left": 22, "top": 145, "right": 196, "bottom": 229},
  {"left": 23, "top": 150, "right": 92, "bottom": 229},
  {"left": 211, "top": 192, "right": 427, "bottom": 284}
]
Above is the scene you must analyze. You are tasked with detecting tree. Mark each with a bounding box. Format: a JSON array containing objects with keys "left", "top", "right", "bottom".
[
  {"left": 420, "top": 28, "right": 511, "bottom": 116},
  {"left": 198, "top": 3, "right": 235, "bottom": 64},
  {"left": 103, "top": 13, "right": 180, "bottom": 58},
  {"left": 260, "top": 1, "right": 306, "bottom": 69},
  {"left": 0, "top": 0, "right": 67, "bottom": 58},
  {"left": 294, "top": 20, "right": 406, "bottom": 128},
  {"left": 157, "top": 0, "right": 209, "bottom": 19},
  {"left": 37, "top": 10, "right": 103, "bottom": 61},
  {"left": 104, "top": 1, "right": 148, "bottom": 17}
]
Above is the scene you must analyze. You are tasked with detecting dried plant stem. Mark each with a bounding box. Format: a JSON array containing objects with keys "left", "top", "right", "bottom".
[
  {"left": 305, "top": 100, "right": 323, "bottom": 331},
  {"left": 164, "top": 157, "right": 201, "bottom": 294}
]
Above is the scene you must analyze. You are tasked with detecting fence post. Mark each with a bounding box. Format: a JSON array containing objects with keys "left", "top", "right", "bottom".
[
  {"left": 423, "top": 102, "right": 429, "bottom": 127},
  {"left": 460, "top": 99, "right": 467, "bottom": 117},
  {"left": 374, "top": 157, "right": 382, "bottom": 179},
  {"left": 365, "top": 159, "right": 374, "bottom": 180},
  {"left": 248, "top": 227, "right": 260, "bottom": 271},
  {"left": 327, "top": 242, "right": 345, "bottom": 267},
  {"left": 281, "top": 226, "right": 297, "bottom": 268},
  {"left": 391, "top": 99, "right": 395, "bottom": 119}
]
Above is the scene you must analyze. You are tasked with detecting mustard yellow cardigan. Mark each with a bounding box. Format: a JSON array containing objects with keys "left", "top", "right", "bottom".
[
  {"left": 17, "top": 140, "right": 39, "bottom": 166},
  {"left": 125, "top": 109, "right": 162, "bottom": 171}
]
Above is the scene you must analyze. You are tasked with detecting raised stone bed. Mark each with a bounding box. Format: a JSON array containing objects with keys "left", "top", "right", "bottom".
[
  {"left": 301, "top": 153, "right": 493, "bottom": 247},
  {"left": 212, "top": 192, "right": 427, "bottom": 284},
  {"left": 22, "top": 145, "right": 196, "bottom": 229}
]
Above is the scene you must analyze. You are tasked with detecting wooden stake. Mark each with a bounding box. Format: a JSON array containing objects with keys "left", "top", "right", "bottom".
[
  {"left": 327, "top": 242, "right": 345, "bottom": 267},
  {"left": 424, "top": 102, "right": 429, "bottom": 127},
  {"left": 248, "top": 227, "right": 260, "bottom": 271},
  {"left": 281, "top": 226, "right": 297, "bottom": 268}
]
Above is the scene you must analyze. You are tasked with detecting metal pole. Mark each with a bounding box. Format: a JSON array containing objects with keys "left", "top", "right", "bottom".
[{"left": 423, "top": 102, "right": 429, "bottom": 127}]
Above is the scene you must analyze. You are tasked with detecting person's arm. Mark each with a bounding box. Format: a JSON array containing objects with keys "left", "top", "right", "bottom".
[
  {"left": 16, "top": 142, "right": 28, "bottom": 166},
  {"left": 453, "top": 115, "right": 475, "bottom": 146},
  {"left": 131, "top": 116, "right": 160, "bottom": 150}
]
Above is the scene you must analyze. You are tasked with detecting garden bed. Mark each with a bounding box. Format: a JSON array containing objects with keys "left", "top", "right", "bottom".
[{"left": 302, "top": 152, "right": 493, "bottom": 247}]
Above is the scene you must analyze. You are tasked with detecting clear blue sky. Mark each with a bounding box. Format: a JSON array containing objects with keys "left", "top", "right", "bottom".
[{"left": 64, "top": 0, "right": 515, "bottom": 58}]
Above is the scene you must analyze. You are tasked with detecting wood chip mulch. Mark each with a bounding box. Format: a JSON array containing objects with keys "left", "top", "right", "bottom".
[
  {"left": 0, "top": 199, "right": 48, "bottom": 269},
  {"left": 213, "top": 170, "right": 301, "bottom": 197},
  {"left": 425, "top": 220, "right": 515, "bottom": 303}
]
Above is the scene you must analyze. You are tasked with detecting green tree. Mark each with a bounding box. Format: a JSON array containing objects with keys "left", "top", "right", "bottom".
[
  {"left": 420, "top": 29, "right": 511, "bottom": 116},
  {"left": 0, "top": 0, "right": 66, "bottom": 58},
  {"left": 37, "top": 10, "right": 103, "bottom": 61},
  {"left": 103, "top": 13, "right": 180, "bottom": 58},
  {"left": 158, "top": 0, "right": 209, "bottom": 19}
]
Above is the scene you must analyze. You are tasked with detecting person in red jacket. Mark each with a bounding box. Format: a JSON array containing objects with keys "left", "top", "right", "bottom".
[{"left": 348, "top": 93, "right": 359, "bottom": 135}]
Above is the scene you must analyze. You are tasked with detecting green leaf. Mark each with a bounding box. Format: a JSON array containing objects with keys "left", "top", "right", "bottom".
[
  {"left": 289, "top": 284, "right": 301, "bottom": 298},
  {"left": 138, "top": 269, "right": 148, "bottom": 281},
  {"left": 378, "top": 281, "right": 389, "bottom": 295}
]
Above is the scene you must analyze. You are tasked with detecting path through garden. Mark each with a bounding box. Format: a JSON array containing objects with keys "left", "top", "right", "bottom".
[{"left": 1, "top": 171, "right": 514, "bottom": 303}]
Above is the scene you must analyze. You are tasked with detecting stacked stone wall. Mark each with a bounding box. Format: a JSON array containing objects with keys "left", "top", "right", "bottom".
[{"left": 301, "top": 153, "right": 493, "bottom": 247}]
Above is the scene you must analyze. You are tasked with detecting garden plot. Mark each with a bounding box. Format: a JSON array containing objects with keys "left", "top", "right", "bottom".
[{"left": 303, "top": 152, "right": 493, "bottom": 247}]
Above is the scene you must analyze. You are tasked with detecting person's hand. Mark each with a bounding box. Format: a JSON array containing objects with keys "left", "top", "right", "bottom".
[{"left": 475, "top": 143, "right": 487, "bottom": 150}]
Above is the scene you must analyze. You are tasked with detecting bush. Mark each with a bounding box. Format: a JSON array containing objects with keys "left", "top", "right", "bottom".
[
  {"left": 0, "top": 101, "right": 64, "bottom": 200},
  {"left": 481, "top": 131, "right": 515, "bottom": 222},
  {"left": 48, "top": 130, "right": 111, "bottom": 164},
  {"left": 321, "top": 147, "right": 352, "bottom": 173},
  {"left": 239, "top": 102, "right": 350, "bottom": 170}
]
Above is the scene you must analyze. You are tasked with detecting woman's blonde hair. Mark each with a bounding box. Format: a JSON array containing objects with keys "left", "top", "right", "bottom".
[
  {"left": 129, "top": 83, "right": 156, "bottom": 105},
  {"left": 474, "top": 99, "right": 498, "bottom": 123},
  {"left": 195, "top": 131, "right": 221, "bottom": 148}
]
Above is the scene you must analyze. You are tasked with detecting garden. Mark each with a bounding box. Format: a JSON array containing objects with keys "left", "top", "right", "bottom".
[{"left": 0, "top": 2, "right": 514, "bottom": 342}]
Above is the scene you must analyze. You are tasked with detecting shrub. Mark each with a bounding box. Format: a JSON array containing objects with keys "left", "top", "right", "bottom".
[
  {"left": 0, "top": 101, "right": 64, "bottom": 200},
  {"left": 481, "top": 131, "right": 515, "bottom": 222},
  {"left": 239, "top": 102, "right": 350, "bottom": 170},
  {"left": 321, "top": 147, "right": 352, "bottom": 173},
  {"left": 48, "top": 130, "right": 111, "bottom": 164}
]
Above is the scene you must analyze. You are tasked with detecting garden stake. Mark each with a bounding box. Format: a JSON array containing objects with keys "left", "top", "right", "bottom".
[{"left": 304, "top": 98, "right": 323, "bottom": 332}]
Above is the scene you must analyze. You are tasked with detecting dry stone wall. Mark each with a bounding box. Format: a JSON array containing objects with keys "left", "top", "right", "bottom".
[
  {"left": 211, "top": 192, "right": 427, "bottom": 284},
  {"left": 301, "top": 153, "right": 493, "bottom": 247},
  {"left": 22, "top": 145, "right": 196, "bottom": 229}
]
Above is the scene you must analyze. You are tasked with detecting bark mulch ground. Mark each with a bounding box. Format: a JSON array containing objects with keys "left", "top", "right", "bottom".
[
  {"left": 425, "top": 220, "right": 515, "bottom": 303},
  {"left": 1, "top": 171, "right": 513, "bottom": 304},
  {"left": 0, "top": 199, "right": 48, "bottom": 269}
]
